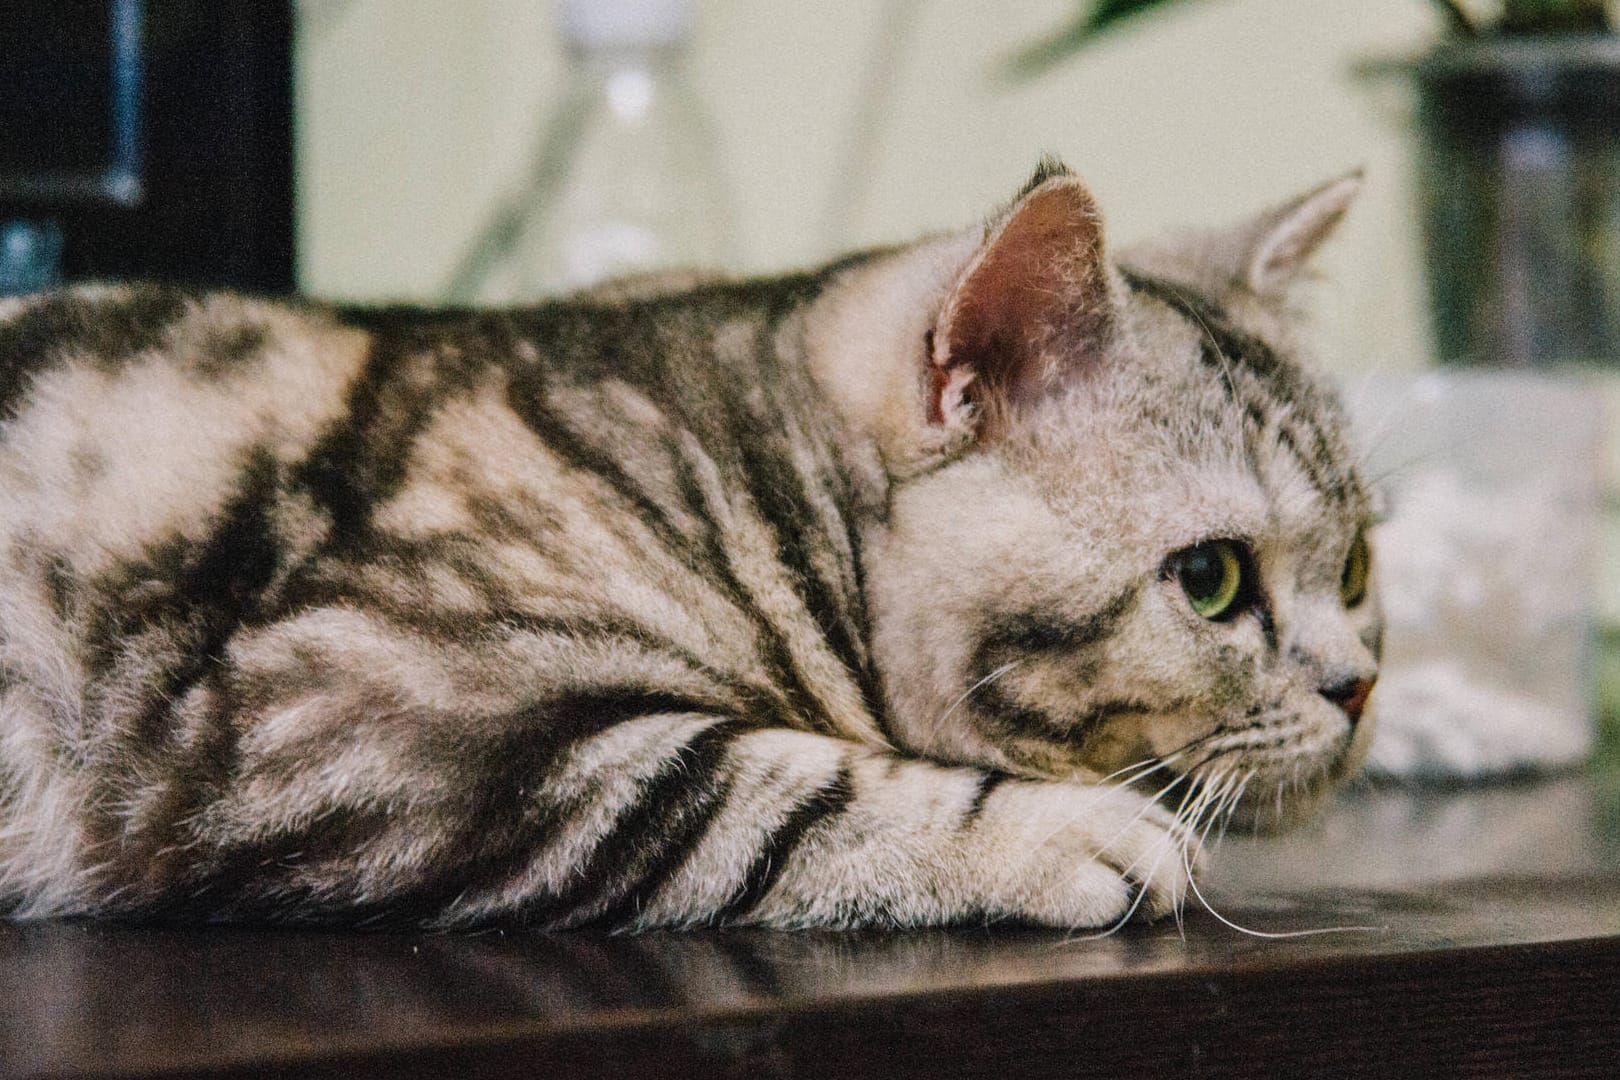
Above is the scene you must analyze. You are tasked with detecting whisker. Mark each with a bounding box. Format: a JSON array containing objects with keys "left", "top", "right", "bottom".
[
  {"left": 1098, "top": 752, "right": 1182, "bottom": 793},
  {"left": 1095, "top": 755, "right": 1163, "bottom": 784},
  {"left": 994, "top": 768, "right": 1186, "bottom": 906},
  {"left": 1064, "top": 802, "right": 1188, "bottom": 944},
  {"left": 1085, "top": 771, "right": 1192, "bottom": 860},
  {"left": 1183, "top": 845, "right": 1384, "bottom": 939},
  {"left": 1185, "top": 768, "right": 1236, "bottom": 853},
  {"left": 1195, "top": 772, "right": 1242, "bottom": 854},
  {"left": 1063, "top": 873, "right": 1153, "bottom": 942},
  {"left": 1211, "top": 770, "right": 1255, "bottom": 850},
  {"left": 933, "top": 660, "right": 1021, "bottom": 734}
]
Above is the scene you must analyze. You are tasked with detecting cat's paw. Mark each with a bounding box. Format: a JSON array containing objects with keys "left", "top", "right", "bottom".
[{"left": 966, "top": 779, "right": 1197, "bottom": 930}]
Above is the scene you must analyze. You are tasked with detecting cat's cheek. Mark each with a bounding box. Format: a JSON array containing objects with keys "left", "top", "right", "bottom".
[
  {"left": 1080, "top": 706, "right": 1216, "bottom": 781},
  {"left": 1069, "top": 720, "right": 1156, "bottom": 780}
]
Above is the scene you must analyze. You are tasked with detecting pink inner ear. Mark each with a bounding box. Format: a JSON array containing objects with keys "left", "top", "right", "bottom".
[
  {"left": 930, "top": 179, "right": 1113, "bottom": 441},
  {"left": 925, "top": 333, "right": 978, "bottom": 428}
]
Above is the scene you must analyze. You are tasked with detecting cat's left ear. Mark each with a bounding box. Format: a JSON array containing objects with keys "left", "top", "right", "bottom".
[
  {"left": 1237, "top": 170, "right": 1362, "bottom": 299},
  {"left": 929, "top": 169, "right": 1119, "bottom": 443}
]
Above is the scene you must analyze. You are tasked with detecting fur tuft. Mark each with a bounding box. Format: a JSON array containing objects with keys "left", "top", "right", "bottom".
[{"left": 1017, "top": 154, "right": 1074, "bottom": 200}]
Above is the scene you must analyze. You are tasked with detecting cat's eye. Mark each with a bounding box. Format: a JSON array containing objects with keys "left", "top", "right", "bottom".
[
  {"left": 1171, "top": 540, "right": 1249, "bottom": 621},
  {"left": 1341, "top": 532, "right": 1371, "bottom": 608}
]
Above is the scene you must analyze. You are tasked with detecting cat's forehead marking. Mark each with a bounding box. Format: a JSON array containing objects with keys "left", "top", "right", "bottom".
[{"left": 1118, "top": 268, "right": 1364, "bottom": 522}]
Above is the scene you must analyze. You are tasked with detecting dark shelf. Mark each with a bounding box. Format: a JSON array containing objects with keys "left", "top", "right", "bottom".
[{"left": 3, "top": 771, "right": 1618, "bottom": 1079}]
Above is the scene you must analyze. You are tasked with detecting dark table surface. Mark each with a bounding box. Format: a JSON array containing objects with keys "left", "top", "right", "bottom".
[{"left": 4, "top": 769, "right": 1619, "bottom": 1080}]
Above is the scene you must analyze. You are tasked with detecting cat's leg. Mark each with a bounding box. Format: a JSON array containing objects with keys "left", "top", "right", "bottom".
[
  {"left": 87, "top": 703, "right": 1192, "bottom": 931},
  {"left": 419, "top": 716, "right": 1195, "bottom": 932}
]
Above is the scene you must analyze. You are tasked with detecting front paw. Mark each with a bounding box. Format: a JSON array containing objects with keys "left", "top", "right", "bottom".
[{"left": 964, "top": 779, "right": 1198, "bottom": 929}]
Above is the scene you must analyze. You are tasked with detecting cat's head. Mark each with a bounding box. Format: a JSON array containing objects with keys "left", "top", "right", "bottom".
[{"left": 816, "top": 161, "right": 1379, "bottom": 826}]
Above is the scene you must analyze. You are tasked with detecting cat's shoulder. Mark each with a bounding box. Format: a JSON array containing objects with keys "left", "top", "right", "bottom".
[
  {"left": 0, "top": 283, "right": 374, "bottom": 445},
  {"left": 0, "top": 282, "right": 344, "bottom": 376}
]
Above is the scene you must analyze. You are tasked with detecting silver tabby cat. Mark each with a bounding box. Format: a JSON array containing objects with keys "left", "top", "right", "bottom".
[{"left": 0, "top": 162, "right": 1379, "bottom": 930}]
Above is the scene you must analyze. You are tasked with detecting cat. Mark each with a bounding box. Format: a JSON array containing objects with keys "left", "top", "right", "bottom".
[{"left": 0, "top": 160, "right": 1380, "bottom": 931}]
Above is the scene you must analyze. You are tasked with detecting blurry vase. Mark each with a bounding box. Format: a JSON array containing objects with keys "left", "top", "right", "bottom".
[
  {"left": 449, "top": 0, "right": 734, "bottom": 303},
  {"left": 1367, "top": 38, "right": 1620, "bottom": 367}
]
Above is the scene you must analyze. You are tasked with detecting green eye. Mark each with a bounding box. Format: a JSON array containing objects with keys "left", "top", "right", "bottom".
[
  {"left": 1173, "top": 540, "right": 1247, "bottom": 621},
  {"left": 1341, "top": 532, "right": 1370, "bottom": 608}
]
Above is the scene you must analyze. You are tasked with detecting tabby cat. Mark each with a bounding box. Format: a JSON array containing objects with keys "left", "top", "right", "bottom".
[{"left": 0, "top": 162, "right": 1379, "bottom": 931}]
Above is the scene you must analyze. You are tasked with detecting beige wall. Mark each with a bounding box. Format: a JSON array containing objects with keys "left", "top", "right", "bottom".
[{"left": 296, "top": 0, "right": 1444, "bottom": 372}]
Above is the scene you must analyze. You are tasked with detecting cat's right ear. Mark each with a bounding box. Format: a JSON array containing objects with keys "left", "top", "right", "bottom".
[
  {"left": 1237, "top": 170, "right": 1362, "bottom": 300},
  {"left": 928, "top": 171, "right": 1119, "bottom": 443}
]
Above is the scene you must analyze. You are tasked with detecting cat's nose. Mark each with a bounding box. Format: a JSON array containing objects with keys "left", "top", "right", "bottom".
[{"left": 1320, "top": 675, "right": 1375, "bottom": 725}]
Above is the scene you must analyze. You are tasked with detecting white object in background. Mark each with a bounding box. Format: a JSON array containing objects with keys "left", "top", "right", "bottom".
[
  {"left": 449, "top": 0, "right": 734, "bottom": 301},
  {"left": 1345, "top": 372, "right": 1602, "bottom": 779}
]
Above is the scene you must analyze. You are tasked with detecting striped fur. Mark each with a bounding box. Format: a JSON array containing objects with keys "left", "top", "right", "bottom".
[{"left": 0, "top": 166, "right": 1378, "bottom": 930}]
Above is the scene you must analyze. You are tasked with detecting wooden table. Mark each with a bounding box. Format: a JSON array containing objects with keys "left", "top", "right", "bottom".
[{"left": 4, "top": 770, "right": 1618, "bottom": 1079}]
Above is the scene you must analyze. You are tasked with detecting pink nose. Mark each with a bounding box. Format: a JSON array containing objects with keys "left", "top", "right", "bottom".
[{"left": 1323, "top": 676, "right": 1375, "bottom": 725}]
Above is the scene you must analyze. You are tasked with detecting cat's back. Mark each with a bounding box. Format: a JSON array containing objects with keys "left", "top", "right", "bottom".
[
  {"left": 0, "top": 272, "right": 884, "bottom": 757},
  {"left": 0, "top": 285, "right": 370, "bottom": 587}
]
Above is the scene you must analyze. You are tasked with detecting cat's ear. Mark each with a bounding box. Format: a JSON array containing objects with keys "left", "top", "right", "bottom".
[
  {"left": 928, "top": 167, "right": 1118, "bottom": 442},
  {"left": 1238, "top": 171, "right": 1362, "bottom": 299}
]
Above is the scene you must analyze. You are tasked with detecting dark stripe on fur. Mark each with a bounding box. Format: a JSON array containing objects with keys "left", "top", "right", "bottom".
[
  {"left": 81, "top": 448, "right": 284, "bottom": 744},
  {"left": 140, "top": 690, "right": 730, "bottom": 925},
  {"left": 1119, "top": 269, "right": 1350, "bottom": 504},
  {"left": 292, "top": 319, "right": 492, "bottom": 548},
  {"left": 667, "top": 443, "right": 845, "bottom": 737},
  {"left": 523, "top": 718, "right": 748, "bottom": 929},
  {"left": 975, "top": 588, "right": 1135, "bottom": 660},
  {"left": 130, "top": 803, "right": 403, "bottom": 924},
  {"left": 713, "top": 375, "right": 878, "bottom": 730},
  {"left": 1200, "top": 342, "right": 1343, "bottom": 503},
  {"left": 419, "top": 694, "right": 741, "bottom": 926},
  {"left": 512, "top": 286, "right": 880, "bottom": 740},
  {"left": 255, "top": 322, "right": 507, "bottom": 631},
  {"left": 961, "top": 771, "right": 1009, "bottom": 825},
  {"left": 970, "top": 683, "right": 1076, "bottom": 744},
  {"left": 1270, "top": 421, "right": 1340, "bottom": 501},
  {"left": 502, "top": 362, "right": 708, "bottom": 569},
  {"left": 738, "top": 303, "right": 880, "bottom": 683},
  {"left": 965, "top": 588, "right": 1137, "bottom": 743},
  {"left": 367, "top": 599, "right": 796, "bottom": 729},
  {"left": 187, "top": 322, "right": 271, "bottom": 381},
  {"left": 0, "top": 286, "right": 191, "bottom": 420},
  {"left": 715, "top": 762, "right": 856, "bottom": 922},
  {"left": 829, "top": 464, "right": 892, "bottom": 744},
  {"left": 91, "top": 673, "right": 245, "bottom": 901}
]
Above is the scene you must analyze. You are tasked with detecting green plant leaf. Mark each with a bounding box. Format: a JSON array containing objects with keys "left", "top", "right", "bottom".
[
  {"left": 1001, "top": 0, "right": 1611, "bottom": 86},
  {"left": 1002, "top": 0, "right": 1207, "bottom": 81},
  {"left": 1430, "top": 0, "right": 1479, "bottom": 35},
  {"left": 1083, "top": 0, "right": 1195, "bottom": 35}
]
